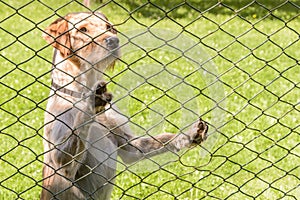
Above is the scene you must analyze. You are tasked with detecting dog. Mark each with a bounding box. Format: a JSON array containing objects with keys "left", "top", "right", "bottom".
[{"left": 40, "top": 12, "right": 208, "bottom": 200}]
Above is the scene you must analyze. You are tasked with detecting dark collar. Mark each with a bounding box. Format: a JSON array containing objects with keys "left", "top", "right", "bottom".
[
  {"left": 51, "top": 49, "right": 82, "bottom": 98},
  {"left": 52, "top": 82, "right": 83, "bottom": 98}
]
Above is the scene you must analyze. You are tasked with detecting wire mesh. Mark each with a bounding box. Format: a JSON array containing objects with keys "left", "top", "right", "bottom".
[{"left": 0, "top": 0, "right": 299, "bottom": 199}]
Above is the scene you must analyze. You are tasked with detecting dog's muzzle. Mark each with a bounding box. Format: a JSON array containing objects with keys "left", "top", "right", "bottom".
[{"left": 105, "top": 36, "right": 119, "bottom": 50}]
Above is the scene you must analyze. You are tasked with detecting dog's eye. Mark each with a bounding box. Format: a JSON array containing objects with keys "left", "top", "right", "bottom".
[
  {"left": 79, "top": 27, "right": 88, "bottom": 32},
  {"left": 107, "top": 24, "right": 117, "bottom": 34}
]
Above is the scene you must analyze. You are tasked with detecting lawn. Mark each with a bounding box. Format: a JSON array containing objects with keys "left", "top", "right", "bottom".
[{"left": 0, "top": 0, "right": 299, "bottom": 199}]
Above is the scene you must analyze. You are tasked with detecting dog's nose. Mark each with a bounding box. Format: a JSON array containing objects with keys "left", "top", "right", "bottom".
[{"left": 105, "top": 36, "right": 119, "bottom": 50}]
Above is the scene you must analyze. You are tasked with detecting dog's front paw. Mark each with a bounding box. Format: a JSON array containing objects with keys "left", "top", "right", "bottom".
[
  {"left": 188, "top": 119, "right": 208, "bottom": 145},
  {"left": 94, "top": 81, "right": 113, "bottom": 113},
  {"left": 174, "top": 119, "right": 208, "bottom": 150}
]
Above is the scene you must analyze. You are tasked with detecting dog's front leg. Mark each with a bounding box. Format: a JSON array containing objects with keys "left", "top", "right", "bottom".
[
  {"left": 114, "top": 119, "right": 208, "bottom": 164},
  {"left": 41, "top": 109, "right": 92, "bottom": 200},
  {"left": 47, "top": 108, "right": 93, "bottom": 179}
]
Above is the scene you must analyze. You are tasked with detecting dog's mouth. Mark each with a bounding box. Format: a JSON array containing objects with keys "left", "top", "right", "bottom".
[{"left": 108, "top": 47, "right": 121, "bottom": 58}]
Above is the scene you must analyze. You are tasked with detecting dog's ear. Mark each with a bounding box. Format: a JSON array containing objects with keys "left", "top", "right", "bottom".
[{"left": 43, "top": 17, "right": 72, "bottom": 57}]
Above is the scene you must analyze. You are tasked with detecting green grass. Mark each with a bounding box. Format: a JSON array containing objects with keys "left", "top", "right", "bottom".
[{"left": 1, "top": 0, "right": 300, "bottom": 199}]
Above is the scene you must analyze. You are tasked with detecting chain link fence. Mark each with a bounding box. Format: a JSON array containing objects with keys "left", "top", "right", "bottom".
[{"left": 0, "top": 0, "right": 299, "bottom": 199}]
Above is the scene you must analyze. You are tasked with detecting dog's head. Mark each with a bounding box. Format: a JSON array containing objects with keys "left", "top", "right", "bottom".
[{"left": 43, "top": 12, "right": 120, "bottom": 69}]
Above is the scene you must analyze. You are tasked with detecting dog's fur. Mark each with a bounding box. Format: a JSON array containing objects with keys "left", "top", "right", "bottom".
[{"left": 41, "top": 12, "right": 208, "bottom": 200}]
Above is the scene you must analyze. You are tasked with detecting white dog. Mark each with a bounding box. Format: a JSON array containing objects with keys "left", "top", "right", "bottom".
[{"left": 40, "top": 12, "right": 208, "bottom": 199}]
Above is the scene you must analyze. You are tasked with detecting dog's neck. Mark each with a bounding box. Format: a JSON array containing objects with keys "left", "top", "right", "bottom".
[{"left": 51, "top": 50, "right": 106, "bottom": 97}]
